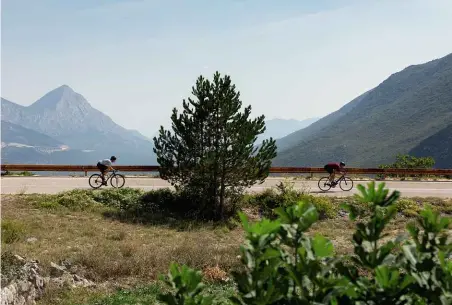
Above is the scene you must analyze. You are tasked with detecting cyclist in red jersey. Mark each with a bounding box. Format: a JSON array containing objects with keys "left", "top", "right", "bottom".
[{"left": 323, "top": 161, "right": 345, "bottom": 187}]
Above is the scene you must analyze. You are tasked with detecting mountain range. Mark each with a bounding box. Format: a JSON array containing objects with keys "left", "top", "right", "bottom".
[
  {"left": 2, "top": 53, "right": 451, "bottom": 168},
  {"left": 273, "top": 52, "right": 452, "bottom": 168},
  {"left": 0, "top": 86, "right": 314, "bottom": 165},
  {"left": 1, "top": 85, "right": 157, "bottom": 165}
]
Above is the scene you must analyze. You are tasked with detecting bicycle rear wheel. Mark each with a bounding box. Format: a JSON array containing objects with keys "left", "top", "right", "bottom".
[
  {"left": 110, "top": 174, "right": 125, "bottom": 188},
  {"left": 89, "top": 174, "right": 103, "bottom": 189},
  {"left": 318, "top": 177, "right": 331, "bottom": 191},
  {"left": 339, "top": 177, "right": 354, "bottom": 191}
]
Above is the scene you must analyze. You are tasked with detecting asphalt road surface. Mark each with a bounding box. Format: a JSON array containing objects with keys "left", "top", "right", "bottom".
[{"left": 1, "top": 177, "right": 452, "bottom": 198}]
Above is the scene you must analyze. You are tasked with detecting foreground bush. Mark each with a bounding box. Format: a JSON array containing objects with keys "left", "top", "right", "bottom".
[{"left": 158, "top": 182, "right": 452, "bottom": 305}]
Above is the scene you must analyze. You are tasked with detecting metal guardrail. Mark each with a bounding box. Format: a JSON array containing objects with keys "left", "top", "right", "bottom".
[{"left": 1, "top": 164, "right": 452, "bottom": 176}]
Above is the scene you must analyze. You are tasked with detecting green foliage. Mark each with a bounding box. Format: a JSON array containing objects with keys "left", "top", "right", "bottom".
[
  {"left": 32, "top": 189, "right": 98, "bottom": 210},
  {"left": 244, "top": 182, "right": 338, "bottom": 220},
  {"left": 396, "top": 198, "right": 421, "bottom": 217},
  {"left": 158, "top": 263, "right": 214, "bottom": 305},
  {"left": 401, "top": 206, "right": 452, "bottom": 304},
  {"left": 1, "top": 219, "right": 26, "bottom": 244},
  {"left": 53, "top": 189, "right": 100, "bottom": 210},
  {"left": 153, "top": 72, "right": 277, "bottom": 220},
  {"left": 2, "top": 170, "right": 34, "bottom": 176},
  {"left": 309, "top": 195, "right": 338, "bottom": 219},
  {"left": 158, "top": 182, "right": 452, "bottom": 305},
  {"left": 90, "top": 188, "right": 145, "bottom": 210},
  {"left": 83, "top": 283, "right": 235, "bottom": 305},
  {"left": 378, "top": 154, "right": 436, "bottom": 179},
  {"left": 0, "top": 251, "right": 27, "bottom": 286}
]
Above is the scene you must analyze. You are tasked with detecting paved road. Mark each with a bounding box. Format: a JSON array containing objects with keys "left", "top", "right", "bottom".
[{"left": 1, "top": 177, "right": 451, "bottom": 198}]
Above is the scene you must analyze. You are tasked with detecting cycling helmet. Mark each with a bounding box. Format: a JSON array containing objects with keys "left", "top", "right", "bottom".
[
  {"left": 110, "top": 156, "right": 117, "bottom": 161},
  {"left": 340, "top": 161, "right": 345, "bottom": 166}
]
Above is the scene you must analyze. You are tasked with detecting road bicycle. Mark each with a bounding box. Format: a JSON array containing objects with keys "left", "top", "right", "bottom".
[
  {"left": 89, "top": 169, "right": 126, "bottom": 189},
  {"left": 318, "top": 172, "right": 354, "bottom": 192}
]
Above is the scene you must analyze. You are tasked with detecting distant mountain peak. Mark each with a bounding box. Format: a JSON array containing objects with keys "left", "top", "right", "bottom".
[
  {"left": 54, "top": 84, "right": 74, "bottom": 93},
  {"left": 29, "top": 84, "right": 89, "bottom": 110}
]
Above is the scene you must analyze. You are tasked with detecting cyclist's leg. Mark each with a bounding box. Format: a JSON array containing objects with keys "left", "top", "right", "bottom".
[
  {"left": 330, "top": 169, "right": 336, "bottom": 184},
  {"left": 97, "top": 163, "right": 107, "bottom": 184},
  {"left": 325, "top": 165, "right": 334, "bottom": 184}
]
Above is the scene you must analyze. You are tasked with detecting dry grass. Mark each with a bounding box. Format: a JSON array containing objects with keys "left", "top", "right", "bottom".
[
  {"left": 1, "top": 195, "right": 242, "bottom": 286},
  {"left": 1, "top": 193, "right": 424, "bottom": 305},
  {"left": 2, "top": 195, "right": 415, "bottom": 281}
]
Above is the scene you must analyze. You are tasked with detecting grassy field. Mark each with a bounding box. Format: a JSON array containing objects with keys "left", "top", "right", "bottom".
[{"left": 1, "top": 188, "right": 451, "bottom": 304}]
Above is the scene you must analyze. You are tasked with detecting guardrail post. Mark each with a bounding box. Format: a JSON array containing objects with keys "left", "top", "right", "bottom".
[{"left": 310, "top": 172, "right": 313, "bottom": 179}]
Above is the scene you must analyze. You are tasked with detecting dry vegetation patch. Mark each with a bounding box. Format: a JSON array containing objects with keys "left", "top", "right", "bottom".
[{"left": 1, "top": 191, "right": 450, "bottom": 304}]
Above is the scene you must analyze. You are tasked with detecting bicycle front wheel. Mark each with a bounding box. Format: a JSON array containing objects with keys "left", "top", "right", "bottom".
[
  {"left": 339, "top": 177, "right": 354, "bottom": 191},
  {"left": 89, "top": 174, "right": 103, "bottom": 189},
  {"left": 110, "top": 174, "right": 125, "bottom": 188},
  {"left": 318, "top": 177, "right": 331, "bottom": 191}
]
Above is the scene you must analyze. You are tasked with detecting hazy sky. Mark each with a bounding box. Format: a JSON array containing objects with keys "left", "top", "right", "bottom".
[{"left": 2, "top": 0, "right": 452, "bottom": 138}]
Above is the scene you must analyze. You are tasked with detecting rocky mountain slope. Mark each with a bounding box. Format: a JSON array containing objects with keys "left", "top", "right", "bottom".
[
  {"left": 1, "top": 86, "right": 157, "bottom": 164},
  {"left": 1, "top": 121, "right": 63, "bottom": 148},
  {"left": 409, "top": 124, "right": 452, "bottom": 168},
  {"left": 273, "top": 52, "right": 452, "bottom": 167}
]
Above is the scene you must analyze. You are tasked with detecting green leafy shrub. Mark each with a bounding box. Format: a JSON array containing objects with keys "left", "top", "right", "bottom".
[
  {"left": 378, "top": 154, "right": 436, "bottom": 179},
  {"left": 54, "top": 189, "right": 99, "bottom": 210},
  {"left": 1, "top": 219, "right": 26, "bottom": 244},
  {"left": 110, "top": 188, "right": 213, "bottom": 221},
  {"left": 305, "top": 195, "right": 338, "bottom": 219},
  {"left": 244, "top": 181, "right": 337, "bottom": 220},
  {"left": 396, "top": 198, "right": 421, "bottom": 217},
  {"left": 158, "top": 182, "right": 452, "bottom": 305},
  {"left": 243, "top": 189, "right": 285, "bottom": 218},
  {"left": 91, "top": 187, "right": 145, "bottom": 210},
  {"left": 1, "top": 251, "right": 26, "bottom": 286},
  {"left": 139, "top": 188, "right": 198, "bottom": 217}
]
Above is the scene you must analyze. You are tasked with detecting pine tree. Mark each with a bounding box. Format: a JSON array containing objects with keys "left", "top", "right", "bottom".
[{"left": 153, "top": 72, "right": 277, "bottom": 220}]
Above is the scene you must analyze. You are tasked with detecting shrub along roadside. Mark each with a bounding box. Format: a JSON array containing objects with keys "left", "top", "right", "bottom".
[
  {"left": 27, "top": 186, "right": 451, "bottom": 223},
  {"left": 157, "top": 182, "right": 452, "bottom": 305}
]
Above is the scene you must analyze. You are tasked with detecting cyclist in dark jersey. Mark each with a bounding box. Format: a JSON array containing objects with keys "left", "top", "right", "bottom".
[{"left": 323, "top": 161, "right": 345, "bottom": 187}]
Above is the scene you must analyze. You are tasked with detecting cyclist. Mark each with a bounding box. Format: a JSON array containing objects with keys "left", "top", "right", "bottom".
[
  {"left": 323, "top": 161, "right": 345, "bottom": 187},
  {"left": 97, "top": 156, "right": 117, "bottom": 185}
]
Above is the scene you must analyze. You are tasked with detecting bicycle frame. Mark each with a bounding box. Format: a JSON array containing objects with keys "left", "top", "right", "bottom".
[
  {"left": 103, "top": 170, "right": 118, "bottom": 182},
  {"left": 332, "top": 173, "right": 346, "bottom": 184}
]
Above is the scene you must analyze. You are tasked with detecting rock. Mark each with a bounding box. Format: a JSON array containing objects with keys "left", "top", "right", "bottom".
[
  {"left": 17, "top": 280, "right": 29, "bottom": 292},
  {"left": 50, "top": 277, "right": 66, "bottom": 289},
  {"left": 338, "top": 210, "right": 349, "bottom": 218},
  {"left": 1, "top": 255, "right": 93, "bottom": 305},
  {"left": 33, "top": 275, "right": 44, "bottom": 289},
  {"left": 16, "top": 295, "right": 25, "bottom": 305},
  {"left": 60, "top": 259, "right": 73, "bottom": 269},
  {"left": 26, "top": 237, "right": 38, "bottom": 244},
  {"left": 2, "top": 287, "right": 14, "bottom": 304},
  {"left": 7, "top": 284, "right": 17, "bottom": 298},
  {"left": 26, "top": 295, "right": 36, "bottom": 305},
  {"left": 13, "top": 255, "right": 25, "bottom": 262},
  {"left": 50, "top": 262, "right": 66, "bottom": 277}
]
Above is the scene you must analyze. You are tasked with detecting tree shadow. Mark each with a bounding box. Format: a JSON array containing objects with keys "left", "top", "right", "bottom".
[{"left": 101, "top": 209, "right": 237, "bottom": 231}]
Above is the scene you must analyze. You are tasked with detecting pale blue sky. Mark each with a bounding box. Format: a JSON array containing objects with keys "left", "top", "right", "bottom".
[{"left": 2, "top": 0, "right": 452, "bottom": 138}]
